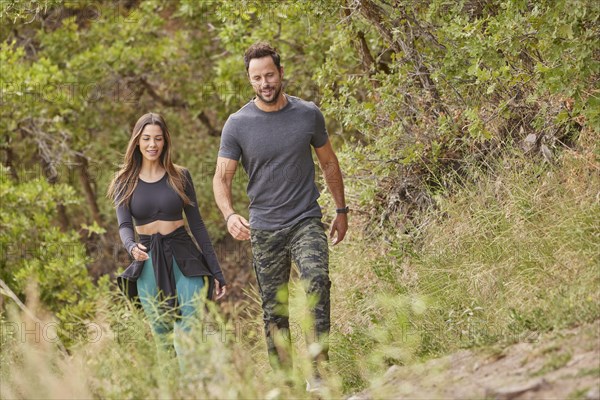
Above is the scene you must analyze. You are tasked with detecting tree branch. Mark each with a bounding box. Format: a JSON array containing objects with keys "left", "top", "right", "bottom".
[
  {"left": 139, "top": 76, "right": 187, "bottom": 108},
  {"left": 138, "top": 76, "right": 221, "bottom": 136}
]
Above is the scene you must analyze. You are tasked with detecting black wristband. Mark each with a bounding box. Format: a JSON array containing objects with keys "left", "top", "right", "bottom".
[
  {"left": 336, "top": 206, "right": 350, "bottom": 214},
  {"left": 225, "top": 212, "right": 237, "bottom": 224}
]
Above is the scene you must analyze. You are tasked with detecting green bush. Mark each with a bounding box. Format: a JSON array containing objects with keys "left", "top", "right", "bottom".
[{"left": 1, "top": 166, "right": 98, "bottom": 345}]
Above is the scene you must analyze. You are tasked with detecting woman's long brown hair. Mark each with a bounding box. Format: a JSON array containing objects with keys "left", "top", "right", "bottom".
[{"left": 107, "top": 112, "right": 192, "bottom": 208}]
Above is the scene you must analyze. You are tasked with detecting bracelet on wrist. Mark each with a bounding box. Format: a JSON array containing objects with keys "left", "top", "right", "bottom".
[
  {"left": 336, "top": 206, "right": 350, "bottom": 214},
  {"left": 225, "top": 212, "right": 238, "bottom": 224}
]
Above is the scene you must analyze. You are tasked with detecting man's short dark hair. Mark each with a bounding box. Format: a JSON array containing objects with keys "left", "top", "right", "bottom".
[{"left": 244, "top": 42, "right": 281, "bottom": 72}]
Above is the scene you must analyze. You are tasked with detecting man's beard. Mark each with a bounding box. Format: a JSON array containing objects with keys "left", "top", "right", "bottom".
[{"left": 255, "top": 83, "right": 282, "bottom": 104}]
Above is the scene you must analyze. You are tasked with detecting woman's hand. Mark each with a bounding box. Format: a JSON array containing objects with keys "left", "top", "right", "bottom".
[
  {"left": 214, "top": 280, "right": 227, "bottom": 300},
  {"left": 131, "top": 243, "right": 149, "bottom": 261}
]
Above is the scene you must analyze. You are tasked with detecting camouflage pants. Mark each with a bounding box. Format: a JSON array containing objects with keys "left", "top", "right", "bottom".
[{"left": 251, "top": 217, "right": 331, "bottom": 370}]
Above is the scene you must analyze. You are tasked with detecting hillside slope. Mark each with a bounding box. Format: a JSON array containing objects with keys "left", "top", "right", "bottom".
[{"left": 350, "top": 320, "right": 600, "bottom": 400}]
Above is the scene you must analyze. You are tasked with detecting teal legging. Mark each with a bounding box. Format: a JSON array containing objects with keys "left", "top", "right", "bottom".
[{"left": 137, "top": 256, "right": 206, "bottom": 368}]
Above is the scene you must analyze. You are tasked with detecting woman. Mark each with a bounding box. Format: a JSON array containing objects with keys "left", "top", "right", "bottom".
[{"left": 108, "top": 112, "right": 226, "bottom": 360}]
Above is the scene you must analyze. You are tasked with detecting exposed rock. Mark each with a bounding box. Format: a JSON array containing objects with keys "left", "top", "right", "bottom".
[
  {"left": 523, "top": 133, "right": 537, "bottom": 152},
  {"left": 383, "top": 365, "right": 400, "bottom": 381},
  {"left": 541, "top": 144, "right": 553, "bottom": 162},
  {"left": 484, "top": 378, "right": 549, "bottom": 400},
  {"left": 586, "top": 386, "right": 600, "bottom": 400},
  {"left": 525, "top": 133, "right": 537, "bottom": 144},
  {"left": 346, "top": 321, "right": 599, "bottom": 400},
  {"left": 347, "top": 393, "right": 371, "bottom": 400}
]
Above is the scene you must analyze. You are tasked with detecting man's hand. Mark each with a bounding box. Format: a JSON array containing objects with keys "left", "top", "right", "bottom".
[
  {"left": 227, "top": 214, "right": 251, "bottom": 241},
  {"left": 214, "top": 280, "right": 227, "bottom": 300},
  {"left": 329, "top": 213, "right": 348, "bottom": 245}
]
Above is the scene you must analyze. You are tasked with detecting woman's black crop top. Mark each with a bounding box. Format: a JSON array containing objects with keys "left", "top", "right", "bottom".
[
  {"left": 129, "top": 172, "right": 183, "bottom": 225},
  {"left": 116, "top": 169, "right": 225, "bottom": 285}
]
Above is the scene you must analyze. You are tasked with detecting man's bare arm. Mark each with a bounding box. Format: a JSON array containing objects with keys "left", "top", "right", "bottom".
[
  {"left": 314, "top": 140, "right": 348, "bottom": 245},
  {"left": 213, "top": 157, "right": 250, "bottom": 240}
]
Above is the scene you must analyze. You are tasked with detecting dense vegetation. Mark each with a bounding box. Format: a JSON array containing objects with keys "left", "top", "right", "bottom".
[{"left": 1, "top": 0, "right": 598, "bottom": 398}]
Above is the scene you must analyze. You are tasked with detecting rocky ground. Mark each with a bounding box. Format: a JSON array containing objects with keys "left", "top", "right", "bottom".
[{"left": 349, "top": 320, "right": 600, "bottom": 400}]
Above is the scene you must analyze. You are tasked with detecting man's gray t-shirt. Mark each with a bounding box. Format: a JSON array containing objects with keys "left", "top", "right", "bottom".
[{"left": 218, "top": 95, "right": 329, "bottom": 230}]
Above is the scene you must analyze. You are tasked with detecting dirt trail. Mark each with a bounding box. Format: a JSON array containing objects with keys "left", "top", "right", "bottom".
[{"left": 350, "top": 320, "right": 600, "bottom": 400}]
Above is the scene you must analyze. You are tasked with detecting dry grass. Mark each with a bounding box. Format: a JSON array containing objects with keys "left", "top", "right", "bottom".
[{"left": 1, "top": 142, "right": 598, "bottom": 398}]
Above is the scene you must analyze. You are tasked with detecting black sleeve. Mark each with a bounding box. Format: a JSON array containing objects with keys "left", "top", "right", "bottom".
[
  {"left": 182, "top": 169, "right": 226, "bottom": 286},
  {"left": 116, "top": 200, "right": 137, "bottom": 256}
]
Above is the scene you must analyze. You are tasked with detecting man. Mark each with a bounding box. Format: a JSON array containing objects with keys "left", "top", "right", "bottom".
[{"left": 213, "top": 42, "right": 348, "bottom": 379}]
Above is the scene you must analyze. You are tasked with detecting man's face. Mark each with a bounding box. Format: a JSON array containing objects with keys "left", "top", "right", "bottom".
[{"left": 248, "top": 56, "right": 283, "bottom": 104}]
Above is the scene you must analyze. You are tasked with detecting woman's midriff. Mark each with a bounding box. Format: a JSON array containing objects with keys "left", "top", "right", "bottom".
[{"left": 136, "top": 219, "right": 185, "bottom": 236}]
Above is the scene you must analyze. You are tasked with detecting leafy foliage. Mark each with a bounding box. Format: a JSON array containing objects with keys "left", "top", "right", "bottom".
[{"left": 0, "top": 165, "right": 96, "bottom": 344}]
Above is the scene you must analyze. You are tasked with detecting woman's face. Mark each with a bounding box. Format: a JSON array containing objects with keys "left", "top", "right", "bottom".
[{"left": 138, "top": 124, "right": 165, "bottom": 163}]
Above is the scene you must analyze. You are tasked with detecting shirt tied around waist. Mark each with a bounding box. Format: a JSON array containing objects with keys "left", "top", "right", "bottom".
[{"left": 117, "top": 226, "right": 215, "bottom": 311}]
